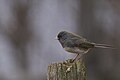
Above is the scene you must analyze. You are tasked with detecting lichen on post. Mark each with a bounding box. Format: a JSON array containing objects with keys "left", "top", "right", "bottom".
[{"left": 47, "top": 59, "right": 86, "bottom": 80}]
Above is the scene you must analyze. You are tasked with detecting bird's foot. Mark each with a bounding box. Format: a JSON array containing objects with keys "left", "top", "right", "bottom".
[{"left": 63, "top": 59, "right": 75, "bottom": 72}]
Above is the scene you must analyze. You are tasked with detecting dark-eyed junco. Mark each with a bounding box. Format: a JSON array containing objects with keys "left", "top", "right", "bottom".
[{"left": 57, "top": 31, "right": 114, "bottom": 63}]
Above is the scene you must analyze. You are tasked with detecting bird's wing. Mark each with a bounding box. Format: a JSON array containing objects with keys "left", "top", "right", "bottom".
[{"left": 71, "top": 37, "right": 95, "bottom": 49}]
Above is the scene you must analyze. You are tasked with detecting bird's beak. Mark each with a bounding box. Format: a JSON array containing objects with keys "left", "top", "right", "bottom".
[{"left": 55, "top": 36, "right": 58, "bottom": 40}]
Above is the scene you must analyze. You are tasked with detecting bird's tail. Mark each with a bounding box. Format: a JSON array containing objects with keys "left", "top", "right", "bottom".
[{"left": 94, "top": 43, "right": 116, "bottom": 49}]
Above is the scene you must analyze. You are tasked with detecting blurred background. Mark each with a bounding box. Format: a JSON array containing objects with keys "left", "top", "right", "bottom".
[{"left": 0, "top": 0, "right": 120, "bottom": 80}]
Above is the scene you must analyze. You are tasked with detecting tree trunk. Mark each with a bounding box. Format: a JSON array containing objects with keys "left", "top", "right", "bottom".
[{"left": 47, "top": 59, "right": 86, "bottom": 80}]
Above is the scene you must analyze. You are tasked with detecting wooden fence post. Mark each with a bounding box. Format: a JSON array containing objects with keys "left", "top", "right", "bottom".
[{"left": 47, "top": 59, "right": 86, "bottom": 80}]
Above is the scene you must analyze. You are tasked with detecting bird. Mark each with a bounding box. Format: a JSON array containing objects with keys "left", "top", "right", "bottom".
[{"left": 57, "top": 31, "right": 114, "bottom": 63}]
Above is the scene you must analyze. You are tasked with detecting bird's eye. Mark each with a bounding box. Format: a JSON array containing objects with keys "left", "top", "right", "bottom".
[
  {"left": 57, "top": 35, "right": 61, "bottom": 40},
  {"left": 57, "top": 31, "right": 67, "bottom": 40}
]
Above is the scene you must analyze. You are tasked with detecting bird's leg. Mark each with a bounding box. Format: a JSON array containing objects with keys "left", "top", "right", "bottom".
[
  {"left": 66, "top": 54, "right": 80, "bottom": 72},
  {"left": 76, "top": 54, "right": 82, "bottom": 61},
  {"left": 72, "top": 54, "right": 80, "bottom": 63}
]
